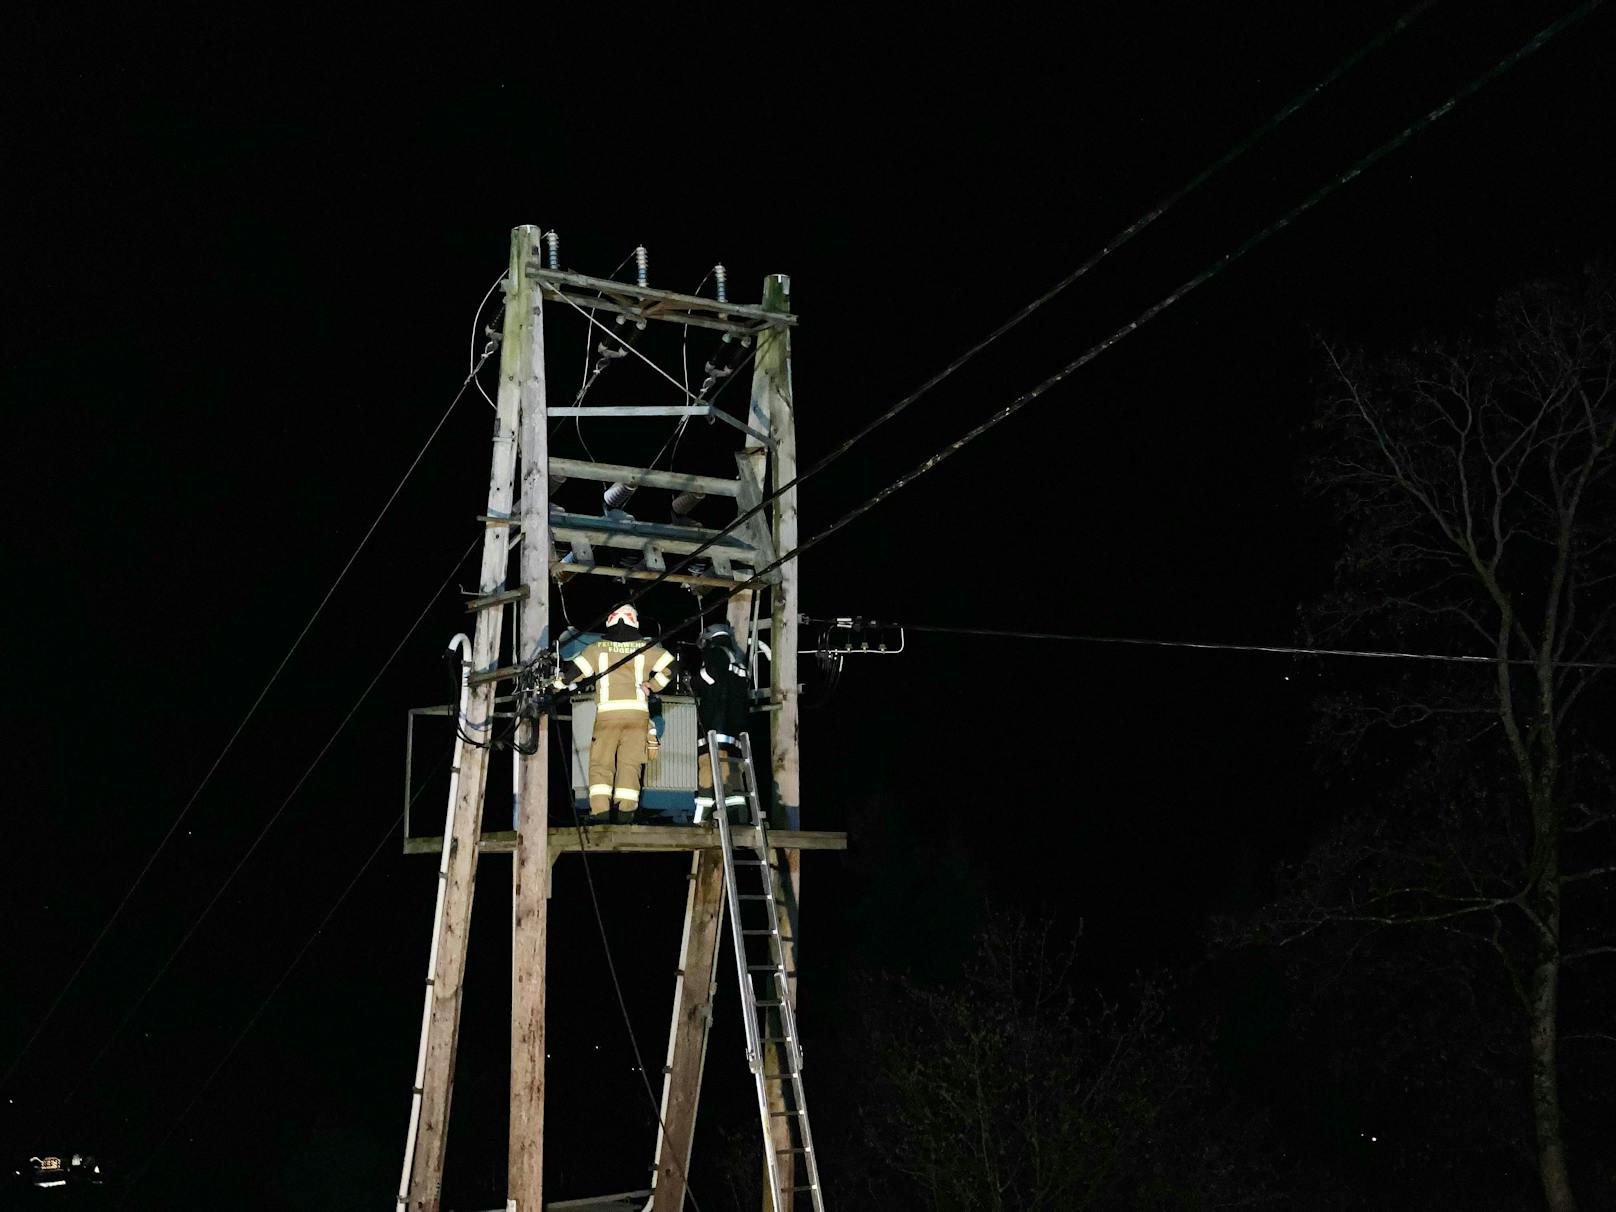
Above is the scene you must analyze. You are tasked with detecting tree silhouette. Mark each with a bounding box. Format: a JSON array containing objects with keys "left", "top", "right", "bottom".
[{"left": 1256, "top": 271, "right": 1616, "bottom": 1210}]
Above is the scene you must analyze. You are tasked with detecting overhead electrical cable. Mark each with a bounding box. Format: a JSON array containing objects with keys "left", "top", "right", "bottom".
[
  {"left": 829, "top": 622, "right": 1616, "bottom": 671},
  {"left": 470, "top": 269, "right": 508, "bottom": 409},
  {"left": 569, "top": 248, "right": 641, "bottom": 458},
  {"left": 80, "top": 0, "right": 1590, "bottom": 1179},
  {"left": 0, "top": 338, "right": 498, "bottom": 1095},
  {"left": 549, "top": 0, "right": 1445, "bottom": 646},
  {"left": 553, "top": 291, "right": 713, "bottom": 408},
  {"left": 112, "top": 750, "right": 451, "bottom": 1209},
  {"left": 58, "top": 536, "right": 482, "bottom": 1109},
  {"left": 566, "top": 783, "right": 707, "bottom": 1212},
  {"left": 571, "top": 0, "right": 1602, "bottom": 694}
]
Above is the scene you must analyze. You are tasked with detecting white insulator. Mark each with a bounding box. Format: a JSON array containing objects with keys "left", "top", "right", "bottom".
[
  {"left": 634, "top": 245, "right": 649, "bottom": 287},
  {"left": 603, "top": 482, "right": 635, "bottom": 511},
  {"left": 713, "top": 263, "right": 727, "bottom": 303},
  {"left": 544, "top": 230, "right": 560, "bottom": 270}
]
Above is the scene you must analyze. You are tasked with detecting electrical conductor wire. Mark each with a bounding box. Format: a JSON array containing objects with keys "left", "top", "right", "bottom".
[
  {"left": 548, "top": 0, "right": 1447, "bottom": 652},
  {"left": 113, "top": 751, "right": 452, "bottom": 1209},
  {"left": 569, "top": 0, "right": 1603, "bottom": 695},
  {"left": 559, "top": 704, "right": 707, "bottom": 1212},
  {"left": 471, "top": 269, "right": 508, "bottom": 409},
  {"left": 58, "top": 536, "right": 483, "bottom": 1109},
  {"left": 0, "top": 344, "right": 498, "bottom": 1097},
  {"left": 822, "top": 621, "right": 1616, "bottom": 671}
]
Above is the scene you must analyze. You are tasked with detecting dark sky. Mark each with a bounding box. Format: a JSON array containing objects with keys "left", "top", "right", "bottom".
[{"left": 5, "top": 4, "right": 1612, "bottom": 1208}]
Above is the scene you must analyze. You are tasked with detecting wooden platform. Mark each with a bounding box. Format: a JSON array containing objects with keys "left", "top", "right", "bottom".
[{"left": 402, "top": 825, "right": 847, "bottom": 858}]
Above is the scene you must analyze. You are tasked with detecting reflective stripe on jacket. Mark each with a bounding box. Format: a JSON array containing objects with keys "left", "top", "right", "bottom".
[{"left": 569, "top": 640, "right": 673, "bottom": 715}]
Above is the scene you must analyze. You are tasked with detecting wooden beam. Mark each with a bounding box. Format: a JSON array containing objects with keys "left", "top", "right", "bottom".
[
  {"left": 539, "top": 287, "right": 767, "bottom": 335},
  {"left": 548, "top": 457, "right": 742, "bottom": 498},
  {"left": 401, "top": 827, "right": 848, "bottom": 857},
  {"left": 551, "top": 515, "right": 754, "bottom": 557},
  {"left": 649, "top": 850, "right": 726, "bottom": 1212},
  {"left": 753, "top": 273, "right": 801, "bottom": 1212},
  {"left": 510, "top": 224, "right": 551, "bottom": 1212},
  {"left": 527, "top": 265, "right": 797, "bottom": 325},
  {"left": 552, "top": 561, "right": 768, "bottom": 591},
  {"left": 406, "top": 228, "right": 527, "bottom": 1212}
]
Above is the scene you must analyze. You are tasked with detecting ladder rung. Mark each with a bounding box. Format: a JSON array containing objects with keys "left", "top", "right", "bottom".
[
  {"left": 754, "top": 999, "right": 785, "bottom": 1007},
  {"left": 776, "top": 1147, "right": 811, "bottom": 1155},
  {"left": 738, "top": 894, "right": 777, "bottom": 902},
  {"left": 769, "top": 1109, "right": 803, "bottom": 1118},
  {"left": 794, "top": 1185, "right": 818, "bottom": 1192},
  {"left": 747, "top": 964, "right": 783, "bottom": 972},
  {"left": 743, "top": 929, "right": 780, "bottom": 936}
]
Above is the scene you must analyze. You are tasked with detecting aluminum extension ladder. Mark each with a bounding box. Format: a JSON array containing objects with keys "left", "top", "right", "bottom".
[{"left": 706, "top": 730, "right": 826, "bottom": 1212}]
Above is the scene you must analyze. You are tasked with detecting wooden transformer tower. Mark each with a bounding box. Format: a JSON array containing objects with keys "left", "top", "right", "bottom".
[{"left": 399, "top": 225, "right": 845, "bottom": 1212}]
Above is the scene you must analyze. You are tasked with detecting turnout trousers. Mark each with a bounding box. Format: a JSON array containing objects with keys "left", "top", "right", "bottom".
[
  {"left": 696, "top": 736, "right": 752, "bottom": 823},
  {"left": 588, "top": 710, "right": 649, "bottom": 819}
]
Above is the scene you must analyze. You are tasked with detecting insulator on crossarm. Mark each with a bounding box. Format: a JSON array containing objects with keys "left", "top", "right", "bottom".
[
  {"left": 544, "top": 230, "right": 560, "bottom": 270},
  {"left": 713, "top": 264, "right": 727, "bottom": 303},
  {"left": 603, "top": 482, "right": 635, "bottom": 511},
  {"left": 634, "top": 245, "right": 649, "bottom": 287},
  {"left": 670, "top": 490, "right": 705, "bottom": 520}
]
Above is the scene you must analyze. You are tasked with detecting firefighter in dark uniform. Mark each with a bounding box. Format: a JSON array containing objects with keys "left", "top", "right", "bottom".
[
  {"left": 694, "top": 621, "right": 753, "bottom": 824},
  {"left": 562, "top": 604, "right": 674, "bottom": 823}
]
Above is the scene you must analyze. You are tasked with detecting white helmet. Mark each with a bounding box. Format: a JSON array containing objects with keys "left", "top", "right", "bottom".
[{"left": 606, "top": 604, "right": 640, "bottom": 629}]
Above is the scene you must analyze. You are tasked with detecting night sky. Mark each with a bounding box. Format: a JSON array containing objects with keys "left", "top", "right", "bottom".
[{"left": 6, "top": 4, "right": 1613, "bottom": 1209}]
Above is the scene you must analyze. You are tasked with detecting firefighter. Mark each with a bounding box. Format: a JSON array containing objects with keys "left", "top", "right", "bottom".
[
  {"left": 563, "top": 604, "right": 674, "bottom": 823},
  {"left": 694, "top": 620, "right": 754, "bottom": 824}
]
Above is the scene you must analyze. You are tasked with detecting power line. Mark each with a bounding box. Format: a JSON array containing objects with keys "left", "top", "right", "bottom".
[
  {"left": 552, "top": 0, "right": 1442, "bottom": 648},
  {"left": 852, "top": 622, "right": 1616, "bottom": 671},
  {"left": 113, "top": 748, "right": 451, "bottom": 1209},
  {"left": 1, "top": 344, "right": 495, "bottom": 1096},
  {"left": 567, "top": 247, "right": 642, "bottom": 458},
  {"left": 567, "top": 804, "right": 707, "bottom": 1212},
  {"left": 470, "top": 269, "right": 507, "bottom": 409},
  {"left": 572, "top": 0, "right": 1601, "bottom": 694},
  {"left": 57, "top": 536, "right": 482, "bottom": 1111}
]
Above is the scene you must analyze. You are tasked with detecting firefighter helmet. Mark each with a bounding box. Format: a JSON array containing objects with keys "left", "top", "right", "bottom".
[
  {"left": 606, "top": 604, "right": 640, "bottom": 629},
  {"left": 700, "top": 621, "right": 741, "bottom": 657}
]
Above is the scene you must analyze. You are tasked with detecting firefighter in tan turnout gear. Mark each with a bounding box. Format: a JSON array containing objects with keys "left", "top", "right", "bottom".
[{"left": 562, "top": 604, "right": 674, "bottom": 823}]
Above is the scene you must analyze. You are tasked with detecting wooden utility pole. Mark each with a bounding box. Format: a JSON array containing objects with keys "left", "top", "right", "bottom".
[
  {"left": 407, "top": 229, "right": 531, "bottom": 1212},
  {"left": 758, "top": 273, "right": 801, "bottom": 835},
  {"left": 401, "top": 244, "right": 834, "bottom": 1212},
  {"left": 648, "top": 850, "right": 726, "bottom": 1212},
  {"left": 747, "top": 273, "right": 803, "bottom": 1212},
  {"left": 509, "top": 225, "right": 550, "bottom": 1212}
]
